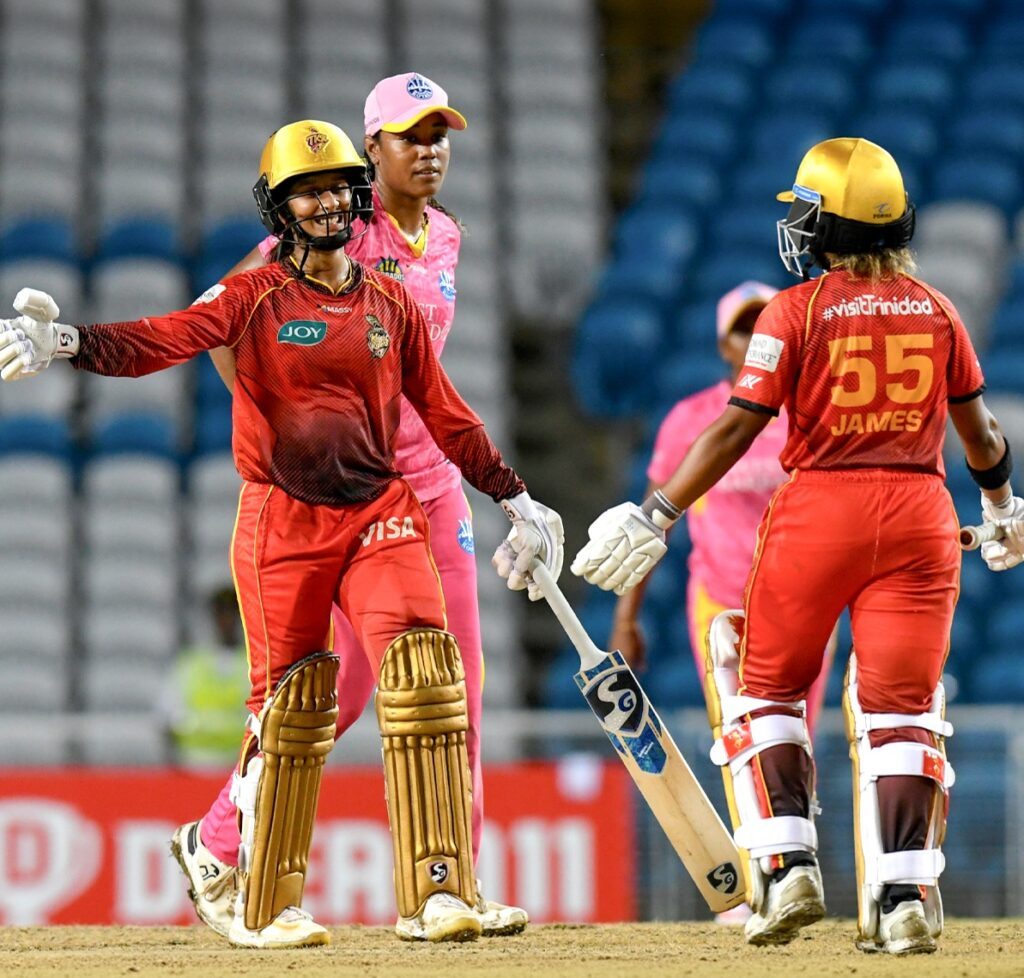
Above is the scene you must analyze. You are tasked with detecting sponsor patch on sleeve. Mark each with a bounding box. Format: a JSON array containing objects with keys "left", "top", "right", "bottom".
[
  {"left": 744, "top": 334, "right": 785, "bottom": 372},
  {"left": 192, "top": 283, "right": 226, "bottom": 306}
]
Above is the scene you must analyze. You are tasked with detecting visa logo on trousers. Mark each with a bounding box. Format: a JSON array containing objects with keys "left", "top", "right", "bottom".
[
  {"left": 277, "top": 320, "right": 328, "bottom": 345},
  {"left": 360, "top": 516, "right": 417, "bottom": 546}
]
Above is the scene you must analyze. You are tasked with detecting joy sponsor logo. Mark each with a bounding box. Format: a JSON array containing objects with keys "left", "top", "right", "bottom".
[{"left": 277, "top": 320, "right": 328, "bottom": 345}]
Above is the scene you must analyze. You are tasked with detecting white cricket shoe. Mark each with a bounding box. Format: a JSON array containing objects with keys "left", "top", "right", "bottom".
[
  {"left": 744, "top": 864, "right": 826, "bottom": 946},
  {"left": 857, "top": 900, "right": 936, "bottom": 956},
  {"left": 395, "top": 892, "right": 483, "bottom": 942},
  {"left": 474, "top": 880, "right": 528, "bottom": 936},
  {"left": 228, "top": 903, "right": 330, "bottom": 949},
  {"left": 170, "top": 821, "right": 238, "bottom": 937}
]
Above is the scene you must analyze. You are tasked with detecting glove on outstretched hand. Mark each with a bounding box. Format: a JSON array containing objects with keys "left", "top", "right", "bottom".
[
  {"left": 492, "top": 491, "right": 564, "bottom": 601},
  {"left": 0, "top": 288, "right": 78, "bottom": 380},
  {"left": 979, "top": 491, "right": 1024, "bottom": 571},
  {"left": 570, "top": 502, "right": 667, "bottom": 595}
]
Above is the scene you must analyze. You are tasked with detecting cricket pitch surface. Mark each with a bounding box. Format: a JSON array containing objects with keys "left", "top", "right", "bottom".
[{"left": 3, "top": 919, "right": 1022, "bottom": 977}]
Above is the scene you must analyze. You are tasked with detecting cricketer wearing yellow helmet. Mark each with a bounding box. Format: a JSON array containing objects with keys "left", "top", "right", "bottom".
[
  {"left": 0, "top": 119, "right": 564, "bottom": 948},
  {"left": 573, "top": 138, "right": 1020, "bottom": 955}
]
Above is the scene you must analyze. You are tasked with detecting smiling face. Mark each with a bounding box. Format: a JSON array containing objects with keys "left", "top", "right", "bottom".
[
  {"left": 283, "top": 169, "right": 354, "bottom": 239},
  {"left": 365, "top": 112, "right": 451, "bottom": 199}
]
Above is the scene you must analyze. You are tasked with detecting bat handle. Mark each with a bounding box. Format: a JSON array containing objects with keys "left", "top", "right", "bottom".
[
  {"left": 959, "top": 522, "right": 1005, "bottom": 551},
  {"left": 529, "top": 562, "right": 607, "bottom": 671}
]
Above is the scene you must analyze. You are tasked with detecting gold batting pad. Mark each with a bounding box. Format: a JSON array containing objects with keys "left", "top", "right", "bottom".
[
  {"left": 244, "top": 651, "right": 339, "bottom": 931},
  {"left": 376, "top": 629, "right": 476, "bottom": 917}
]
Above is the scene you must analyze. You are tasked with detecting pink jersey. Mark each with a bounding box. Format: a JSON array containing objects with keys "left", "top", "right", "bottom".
[
  {"left": 258, "top": 187, "right": 463, "bottom": 499},
  {"left": 648, "top": 380, "right": 788, "bottom": 606}
]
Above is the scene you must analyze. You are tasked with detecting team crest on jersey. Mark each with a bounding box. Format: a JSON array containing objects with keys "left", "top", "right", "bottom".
[
  {"left": 305, "top": 126, "right": 330, "bottom": 155},
  {"left": 407, "top": 74, "right": 434, "bottom": 100},
  {"left": 439, "top": 269, "right": 456, "bottom": 301},
  {"left": 457, "top": 517, "right": 474, "bottom": 554},
  {"left": 374, "top": 256, "right": 404, "bottom": 281},
  {"left": 366, "top": 315, "right": 390, "bottom": 358}
]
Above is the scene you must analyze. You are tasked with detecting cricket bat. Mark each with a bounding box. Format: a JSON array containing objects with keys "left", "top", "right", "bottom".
[
  {"left": 959, "top": 522, "right": 1004, "bottom": 550},
  {"left": 529, "top": 562, "right": 744, "bottom": 912}
]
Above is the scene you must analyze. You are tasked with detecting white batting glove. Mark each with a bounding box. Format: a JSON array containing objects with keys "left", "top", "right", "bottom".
[
  {"left": 493, "top": 491, "right": 565, "bottom": 601},
  {"left": 570, "top": 502, "right": 669, "bottom": 595},
  {"left": 0, "top": 289, "right": 78, "bottom": 380},
  {"left": 980, "top": 491, "right": 1024, "bottom": 571}
]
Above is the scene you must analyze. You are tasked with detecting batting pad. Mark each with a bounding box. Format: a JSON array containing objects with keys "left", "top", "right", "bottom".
[
  {"left": 242, "top": 650, "right": 339, "bottom": 931},
  {"left": 376, "top": 628, "right": 477, "bottom": 918}
]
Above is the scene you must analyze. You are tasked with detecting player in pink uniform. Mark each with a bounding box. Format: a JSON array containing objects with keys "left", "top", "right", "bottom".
[
  {"left": 171, "top": 74, "right": 528, "bottom": 939},
  {"left": 610, "top": 282, "right": 833, "bottom": 733}
]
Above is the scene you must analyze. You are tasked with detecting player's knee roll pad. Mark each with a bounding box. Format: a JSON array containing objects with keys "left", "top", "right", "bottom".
[
  {"left": 376, "top": 628, "right": 476, "bottom": 918},
  {"left": 844, "top": 655, "right": 953, "bottom": 943},
  {"left": 707, "top": 610, "right": 816, "bottom": 910},
  {"left": 230, "top": 650, "right": 339, "bottom": 931}
]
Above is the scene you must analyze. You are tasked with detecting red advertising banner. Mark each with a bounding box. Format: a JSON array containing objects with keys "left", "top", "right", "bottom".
[{"left": 0, "top": 760, "right": 635, "bottom": 925}]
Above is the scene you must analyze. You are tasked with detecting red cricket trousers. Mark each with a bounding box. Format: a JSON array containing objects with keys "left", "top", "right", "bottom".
[
  {"left": 231, "top": 477, "right": 447, "bottom": 714},
  {"left": 740, "top": 469, "right": 960, "bottom": 714}
]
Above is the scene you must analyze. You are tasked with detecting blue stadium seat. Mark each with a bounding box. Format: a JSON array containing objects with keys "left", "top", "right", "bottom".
[
  {"left": 710, "top": 0, "right": 791, "bottom": 18},
  {"left": 596, "top": 256, "right": 683, "bottom": 307},
  {"left": 644, "top": 654, "right": 704, "bottom": 708},
  {"left": 981, "top": 351, "right": 1024, "bottom": 393},
  {"left": 572, "top": 299, "right": 665, "bottom": 417},
  {"left": 902, "top": 0, "right": 986, "bottom": 13},
  {"left": 785, "top": 19, "right": 871, "bottom": 66},
  {"left": 666, "top": 65, "right": 754, "bottom": 115},
  {"left": 193, "top": 405, "right": 233, "bottom": 455},
  {"left": 0, "top": 415, "right": 71, "bottom": 457},
  {"left": 881, "top": 18, "right": 971, "bottom": 67},
  {"left": 692, "top": 249, "right": 788, "bottom": 300},
  {"left": 730, "top": 157, "right": 803, "bottom": 207},
  {"left": 948, "top": 108, "right": 1024, "bottom": 158},
  {"left": 614, "top": 204, "right": 700, "bottom": 270},
  {"left": 801, "top": 0, "right": 889, "bottom": 17},
  {"left": 196, "top": 217, "right": 268, "bottom": 285},
  {"left": 90, "top": 412, "right": 177, "bottom": 458},
  {"left": 673, "top": 298, "right": 722, "bottom": 349},
  {"left": 95, "top": 218, "right": 180, "bottom": 263},
  {"left": 986, "top": 298, "right": 1024, "bottom": 351},
  {"left": 850, "top": 108, "right": 938, "bottom": 167},
  {"left": 651, "top": 110, "right": 739, "bottom": 166},
  {"left": 981, "top": 17, "right": 1024, "bottom": 61},
  {"left": 762, "top": 63, "right": 854, "bottom": 117},
  {"left": 641, "top": 158, "right": 722, "bottom": 212},
  {"left": 749, "top": 111, "right": 835, "bottom": 169},
  {"left": 540, "top": 648, "right": 586, "bottom": 709},
  {"left": 971, "top": 651, "right": 1024, "bottom": 702},
  {"left": 965, "top": 62, "right": 1024, "bottom": 110},
  {"left": 867, "top": 64, "right": 955, "bottom": 114},
  {"left": 709, "top": 204, "right": 780, "bottom": 252},
  {"left": 693, "top": 20, "right": 776, "bottom": 70},
  {"left": 655, "top": 352, "right": 728, "bottom": 407},
  {"left": 195, "top": 355, "right": 232, "bottom": 408},
  {"left": 931, "top": 155, "right": 1021, "bottom": 214},
  {"left": 0, "top": 218, "right": 76, "bottom": 263}
]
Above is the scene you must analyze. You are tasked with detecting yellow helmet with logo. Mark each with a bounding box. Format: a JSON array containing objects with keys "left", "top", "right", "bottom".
[
  {"left": 253, "top": 120, "right": 372, "bottom": 249},
  {"left": 775, "top": 137, "right": 915, "bottom": 279}
]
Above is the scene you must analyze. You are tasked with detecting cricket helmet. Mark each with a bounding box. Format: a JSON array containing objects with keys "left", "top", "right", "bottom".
[
  {"left": 776, "top": 137, "right": 915, "bottom": 279},
  {"left": 253, "top": 120, "right": 373, "bottom": 250}
]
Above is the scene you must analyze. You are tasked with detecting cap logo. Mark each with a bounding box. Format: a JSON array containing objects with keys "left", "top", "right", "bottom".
[
  {"left": 792, "top": 184, "right": 821, "bottom": 204},
  {"left": 873, "top": 201, "right": 892, "bottom": 218},
  {"left": 406, "top": 74, "right": 434, "bottom": 100},
  {"left": 305, "top": 128, "right": 331, "bottom": 155}
]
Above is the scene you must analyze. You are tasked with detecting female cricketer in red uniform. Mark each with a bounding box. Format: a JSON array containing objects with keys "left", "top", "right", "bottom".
[
  {"left": 0, "top": 120, "right": 562, "bottom": 950},
  {"left": 572, "top": 138, "right": 1022, "bottom": 955},
  {"left": 173, "top": 74, "right": 529, "bottom": 943}
]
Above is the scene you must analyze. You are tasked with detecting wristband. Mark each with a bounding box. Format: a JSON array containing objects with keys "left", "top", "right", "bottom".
[
  {"left": 966, "top": 439, "right": 1012, "bottom": 491},
  {"left": 641, "top": 490, "right": 683, "bottom": 531}
]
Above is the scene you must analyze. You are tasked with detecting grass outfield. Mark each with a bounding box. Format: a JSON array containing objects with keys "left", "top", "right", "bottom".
[{"left": 2, "top": 919, "right": 1023, "bottom": 978}]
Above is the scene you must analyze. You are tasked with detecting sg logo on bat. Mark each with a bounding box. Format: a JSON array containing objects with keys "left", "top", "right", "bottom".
[
  {"left": 706, "top": 861, "right": 740, "bottom": 895},
  {"left": 576, "top": 651, "right": 667, "bottom": 775}
]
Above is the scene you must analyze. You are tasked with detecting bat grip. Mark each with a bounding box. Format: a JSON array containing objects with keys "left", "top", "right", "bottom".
[
  {"left": 959, "top": 522, "right": 1005, "bottom": 551},
  {"left": 529, "top": 562, "right": 606, "bottom": 671}
]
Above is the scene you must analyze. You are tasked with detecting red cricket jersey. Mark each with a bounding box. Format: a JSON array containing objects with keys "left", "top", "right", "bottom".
[
  {"left": 728, "top": 269, "right": 985, "bottom": 476},
  {"left": 74, "top": 260, "right": 524, "bottom": 505}
]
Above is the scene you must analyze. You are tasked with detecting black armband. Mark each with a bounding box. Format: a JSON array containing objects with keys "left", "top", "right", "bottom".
[
  {"left": 966, "top": 439, "right": 1013, "bottom": 490},
  {"left": 641, "top": 490, "right": 683, "bottom": 530}
]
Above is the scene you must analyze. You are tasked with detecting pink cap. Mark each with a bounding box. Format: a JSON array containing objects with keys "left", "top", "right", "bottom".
[
  {"left": 716, "top": 280, "right": 778, "bottom": 339},
  {"left": 364, "top": 72, "right": 468, "bottom": 136}
]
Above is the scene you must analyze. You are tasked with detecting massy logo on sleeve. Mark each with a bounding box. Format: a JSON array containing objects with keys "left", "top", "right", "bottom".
[
  {"left": 277, "top": 320, "right": 328, "bottom": 345},
  {"left": 744, "top": 334, "right": 785, "bottom": 372}
]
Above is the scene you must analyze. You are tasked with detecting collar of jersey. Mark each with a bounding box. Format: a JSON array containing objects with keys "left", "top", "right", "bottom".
[
  {"left": 285, "top": 256, "right": 364, "bottom": 295},
  {"left": 385, "top": 209, "right": 429, "bottom": 257}
]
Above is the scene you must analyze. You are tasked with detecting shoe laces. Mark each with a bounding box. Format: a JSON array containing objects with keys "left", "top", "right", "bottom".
[{"left": 277, "top": 906, "right": 314, "bottom": 923}]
